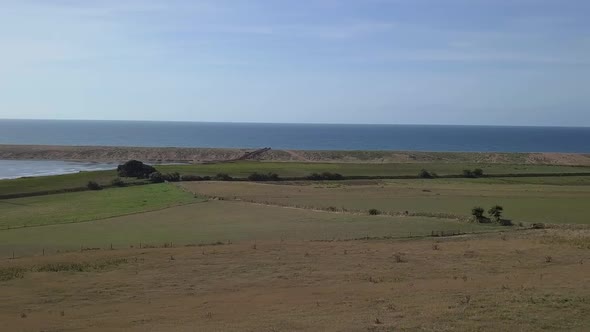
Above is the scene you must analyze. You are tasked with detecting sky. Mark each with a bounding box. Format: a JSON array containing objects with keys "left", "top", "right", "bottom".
[{"left": 0, "top": 0, "right": 589, "bottom": 126}]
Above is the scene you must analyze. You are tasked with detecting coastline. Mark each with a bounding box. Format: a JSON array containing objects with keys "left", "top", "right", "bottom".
[{"left": 2, "top": 144, "right": 590, "bottom": 166}]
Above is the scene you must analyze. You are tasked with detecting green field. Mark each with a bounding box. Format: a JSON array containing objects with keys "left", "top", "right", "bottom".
[
  {"left": 181, "top": 179, "right": 590, "bottom": 224},
  {"left": 0, "top": 170, "right": 119, "bottom": 196},
  {"left": 2, "top": 161, "right": 590, "bottom": 197},
  {"left": 2, "top": 160, "right": 590, "bottom": 258},
  {"left": 0, "top": 183, "right": 200, "bottom": 228},
  {"left": 157, "top": 161, "right": 590, "bottom": 177},
  {"left": 0, "top": 200, "right": 502, "bottom": 257}
]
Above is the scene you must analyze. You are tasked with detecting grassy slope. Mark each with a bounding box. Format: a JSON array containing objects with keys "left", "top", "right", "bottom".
[
  {"left": 0, "top": 183, "right": 200, "bottom": 228},
  {"left": 0, "top": 200, "right": 501, "bottom": 257},
  {"left": 0, "top": 170, "right": 118, "bottom": 196},
  {"left": 182, "top": 179, "right": 590, "bottom": 224}
]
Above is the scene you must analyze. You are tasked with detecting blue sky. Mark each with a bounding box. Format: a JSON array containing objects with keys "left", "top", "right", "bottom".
[{"left": 1, "top": 0, "right": 589, "bottom": 126}]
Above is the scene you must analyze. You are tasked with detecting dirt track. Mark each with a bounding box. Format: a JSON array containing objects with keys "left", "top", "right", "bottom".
[{"left": 2, "top": 144, "right": 590, "bottom": 165}]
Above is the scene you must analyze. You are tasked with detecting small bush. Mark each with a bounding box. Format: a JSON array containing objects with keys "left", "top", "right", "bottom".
[
  {"left": 532, "top": 223, "right": 545, "bottom": 229},
  {"left": 418, "top": 169, "right": 433, "bottom": 179},
  {"left": 306, "top": 172, "right": 344, "bottom": 180},
  {"left": 180, "top": 174, "right": 203, "bottom": 181},
  {"left": 462, "top": 169, "right": 475, "bottom": 178},
  {"left": 163, "top": 172, "right": 180, "bottom": 182},
  {"left": 473, "top": 168, "right": 484, "bottom": 177},
  {"left": 111, "top": 178, "right": 126, "bottom": 187},
  {"left": 248, "top": 172, "right": 280, "bottom": 181},
  {"left": 202, "top": 176, "right": 212, "bottom": 181},
  {"left": 87, "top": 181, "right": 102, "bottom": 190},
  {"left": 499, "top": 219, "right": 513, "bottom": 226},
  {"left": 471, "top": 207, "right": 484, "bottom": 220},
  {"left": 488, "top": 205, "right": 504, "bottom": 222},
  {"left": 368, "top": 209, "right": 381, "bottom": 215},
  {"left": 214, "top": 173, "right": 233, "bottom": 181},
  {"left": 149, "top": 172, "right": 164, "bottom": 183}
]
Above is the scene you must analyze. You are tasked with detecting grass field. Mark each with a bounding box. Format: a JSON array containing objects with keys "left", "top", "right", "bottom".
[
  {"left": 0, "top": 183, "right": 200, "bottom": 229},
  {"left": 2, "top": 231, "right": 589, "bottom": 331},
  {"left": 3, "top": 161, "right": 590, "bottom": 197},
  {"left": 0, "top": 200, "right": 502, "bottom": 257},
  {"left": 0, "top": 169, "right": 120, "bottom": 196},
  {"left": 182, "top": 179, "right": 590, "bottom": 224},
  {"left": 157, "top": 161, "right": 590, "bottom": 177}
]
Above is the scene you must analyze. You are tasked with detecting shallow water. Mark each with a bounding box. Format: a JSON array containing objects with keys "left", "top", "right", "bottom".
[{"left": 0, "top": 160, "right": 116, "bottom": 179}]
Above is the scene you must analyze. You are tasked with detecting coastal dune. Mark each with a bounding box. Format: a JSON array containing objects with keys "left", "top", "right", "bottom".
[{"left": 2, "top": 144, "right": 590, "bottom": 165}]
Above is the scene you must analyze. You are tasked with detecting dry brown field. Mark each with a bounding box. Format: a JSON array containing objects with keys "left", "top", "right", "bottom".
[{"left": 1, "top": 230, "right": 589, "bottom": 331}]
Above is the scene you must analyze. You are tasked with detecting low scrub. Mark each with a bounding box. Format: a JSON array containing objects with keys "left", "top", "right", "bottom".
[
  {"left": 86, "top": 181, "right": 102, "bottom": 190},
  {"left": 214, "top": 173, "right": 233, "bottom": 181},
  {"left": 111, "top": 178, "right": 126, "bottom": 187},
  {"left": 463, "top": 168, "right": 484, "bottom": 178},
  {"left": 418, "top": 169, "right": 435, "bottom": 179},
  {"left": 180, "top": 174, "right": 203, "bottom": 181},
  {"left": 149, "top": 172, "right": 165, "bottom": 183},
  {"left": 368, "top": 208, "right": 381, "bottom": 215},
  {"left": 306, "top": 172, "right": 344, "bottom": 181},
  {"left": 248, "top": 172, "right": 280, "bottom": 181}
]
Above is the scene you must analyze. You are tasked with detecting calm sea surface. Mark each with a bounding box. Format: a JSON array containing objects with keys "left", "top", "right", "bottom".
[
  {"left": 1, "top": 119, "right": 590, "bottom": 152},
  {"left": 0, "top": 160, "right": 116, "bottom": 179}
]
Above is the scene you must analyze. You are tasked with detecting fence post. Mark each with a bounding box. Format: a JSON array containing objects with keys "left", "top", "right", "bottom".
[{"left": 42, "top": 248, "right": 45, "bottom": 256}]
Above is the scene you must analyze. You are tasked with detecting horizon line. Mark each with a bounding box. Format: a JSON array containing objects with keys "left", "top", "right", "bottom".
[{"left": 1, "top": 118, "right": 590, "bottom": 129}]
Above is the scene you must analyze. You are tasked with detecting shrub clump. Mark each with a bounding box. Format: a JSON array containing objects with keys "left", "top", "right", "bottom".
[
  {"left": 248, "top": 172, "right": 280, "bottom": 181},
  {"left": 463, "top": 168, "right": 484, "bottom": 178},
  {"left": 162, "top": 172, "right": 180, "bottom": 182},
  {"left": 418, "top": 169, "right": 434, "bottom": 179},
  {"left": 149, "top": 172, "right": 165, "bottom": 183},
  {"left": 86, "top": 181, "right": 102, "bottom": 190},
  {"left": 117, "top": 160, "right": 157, "bottom": 179},
  {"left": 111, "top": 178, "right": 126, "bottom": 187},
  {"left": 306, "top": 172, "right": 344, "bottom": 181},
  {"left": 180, "top": 174, "right": 203, "bottom": 181},
  {"left": 368, "top": 209, "right": 381, "bottom": 215},
  {"left": 214, "top": 173, "right": 233, "bottom": 181}
]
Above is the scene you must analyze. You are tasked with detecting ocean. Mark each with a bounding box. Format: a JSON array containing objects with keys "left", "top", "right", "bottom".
[{"left": 1, "top": 119, "right": 590, "bottom": 153}]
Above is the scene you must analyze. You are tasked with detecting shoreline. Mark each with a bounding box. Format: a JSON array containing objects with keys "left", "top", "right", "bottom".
[{"left": 1, "top": 144, "right": 590, "bottom": 166}]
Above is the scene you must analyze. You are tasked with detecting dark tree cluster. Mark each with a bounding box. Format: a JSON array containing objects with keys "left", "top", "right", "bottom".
[{"left": 117, "top": 160, "right": 157, "bottom": 179}]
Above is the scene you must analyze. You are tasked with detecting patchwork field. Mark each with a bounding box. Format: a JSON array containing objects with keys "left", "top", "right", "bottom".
[
  {"left": 3, "top": 160, "right": 590, "bottom": 197},
  {"left": 1, "top": 231, "right": 589, "bottom": 331},
  {"left": 0, "top": 199, "right": 503, "bottom": 258},
  {"left": 1, "top": 158, "right": 590, "bottom": 331},
  {"left": 181, "top": 179, "right": 590, "bottom": 225}
]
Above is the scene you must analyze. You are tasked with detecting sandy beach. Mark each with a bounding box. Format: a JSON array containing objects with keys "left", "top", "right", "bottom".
[{"left": 1, "top": 144, "right": 590, "bottom": 165}]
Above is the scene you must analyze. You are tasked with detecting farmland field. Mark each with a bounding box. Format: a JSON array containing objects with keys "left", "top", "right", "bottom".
[
  {"left": 181, "top": 179, "right": 590, "bottom": 224},
  {"left": 2, "top": 159, "right": 590, "bottom": 331},
  {"left": 3, "top": 161, "right": 590, "bottom": 197},
  {"left": 0, "top": 183, "right": 200, "bottom": 229},
  {"left": 0, "top": 199, "right": 502, "bottom": 257},
  {"left": 1, "top": 230, "right": 589, "bottom": 331}
]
